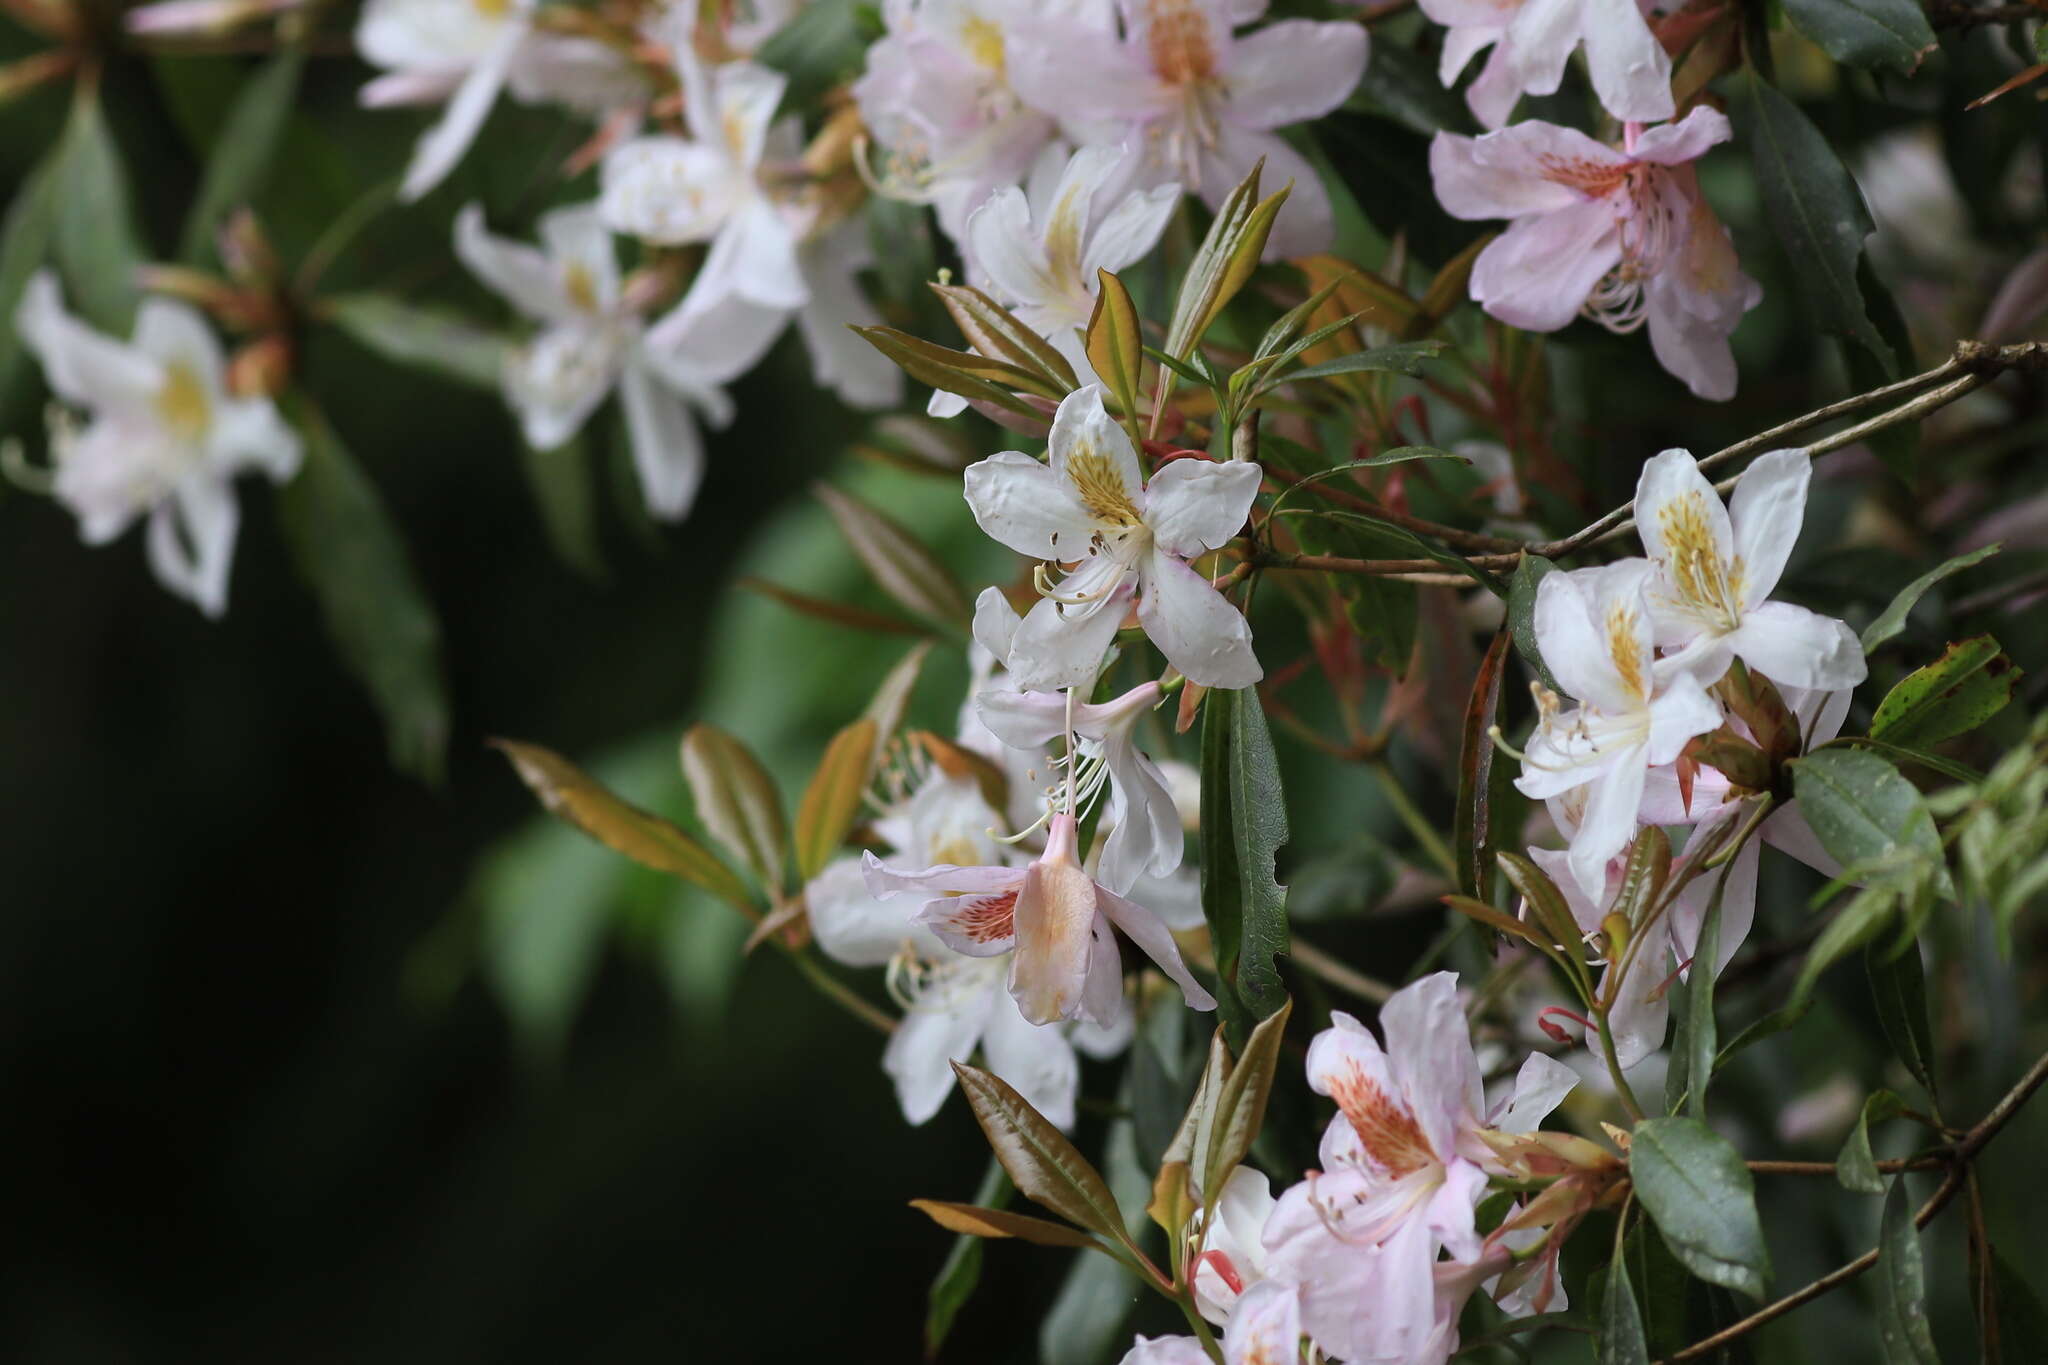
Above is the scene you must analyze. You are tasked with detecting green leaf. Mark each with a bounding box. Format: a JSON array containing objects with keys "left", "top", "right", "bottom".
[
  {"left": 1356, "top": 444, "right": 1469, "bottom": 467},
  {"left": 1600, "top": 1239, "right": 1652, "bottom": 1365},
  {"left": 1866, "top": 941, "right": 1939, "bottom": 1096},
  {"left": 0, "top": 149, "right": 62, "bottom": 403},
  {"left": 519, "top": 435, "right": 605, "bottom": 580},
  {"left": 851, "top": 324, "right": 1054, "bottom": 416},
  {"left": 326, "top": 293, "right": 509, "bottom": 389},
  {"left": 1272, "top": 341, "right": 1445, "bottom": 384},
  {"left": 1685, "top": 871, "right": 1726, "bottom": 1122},
  {"left": 1790, "top": 749, "right": 1945, "bottom": 879},
  {"left": 1199, "top": 686, "right": 1291, "bottom": 1041},
  {"left": 1870, "top": 635, "right": 2021, "bottom": 749},
  {"left": 1861, "top": 544, "right": 2001, "bottom": 650},
  {"left": 678, "top": 724, "right": 789, "bottom": 895},
  {"left": 1781, "top": 0, "right": 1935, "bottom": 75},
  {"left": 279, "top": 407, "right": 450, "bottom": 782},
  {"left": 951, "top": 1061, "right": 1129, "bottom": 1246},
  {"left": 1985, "top": 1244, "right": 2048, "bottom": 1365},
  {"left": 178, "top": 49, "right": 304, "bottom": 263},
  {"left": 924, "top": 1158, "right": 1008, "bottom": 1358},
  {"left": 1629, "top": 1117, "right": 1772, "bottom": 1300},
  {"left": 1200, "top": 997, "right": 1293, "bottom": 1210},
  {"left": 814, "top": 482, "right": 972, "bottom": 628},
  {"left": 1163, "top": 161, "right": 1287, "bottom": 367},
  {"left": 53, "top": 88, "right": 146, "bottom": 334},
  {"left": 1835, "top": 1090, "right": 1906, "bottom": 1194},
  {"left": 1877, "top": 1177, "right": 1943, "bottom": 1364},
  {"left": 1740, "top": 67, "right": 1892, "bottom": 372},
  {"left": 1455, "top": 629, "right": 1512, "bottom": 901},
  {"left": 932, "top": 281, "right": 1078, "bottom": 391},
  {"left": 1508, "top": 553, "right": 1563, "bottom": 693}
]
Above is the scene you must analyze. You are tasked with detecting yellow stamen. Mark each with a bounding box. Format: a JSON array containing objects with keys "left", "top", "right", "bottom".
[
  {"left": 154, "top": 362, "right": 210, "bottom": 441},
  {"left": 1606, "top": 601, "right": 1646, "bottom": 700},
  {"left": 1066, "top": 448, "right": 1141, "bottom": 526},
  {"left": 563, "top": 261, "right": 598, "bottom": 314}
]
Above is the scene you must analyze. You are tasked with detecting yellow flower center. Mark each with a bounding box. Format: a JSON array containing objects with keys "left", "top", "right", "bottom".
[
  {"left": 1144, "top": 0, "right": 1216, "bottom": 86},
  {"left": 154, "top": 362, "right": 211, "bottom": 442},
  {"left": 1606, "top": 601, "right": 1647, "bottom": 701},
  {"left": 961, "top": 15, "right": 1006, "bottom": 75},
  {"left": 1657, "top": 492, "right": 1744, "bottom": 630},
  {"left": 1067, "top": 449, "right": 1142, "bottom": 527},
  {"left": 473, "top": 0, "right": 510, "bottom": 17},
  {"left": 563, "top": 261, "right": 598, "bottom": 314}
]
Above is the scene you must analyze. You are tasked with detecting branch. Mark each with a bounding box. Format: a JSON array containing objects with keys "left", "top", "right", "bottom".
[
  {"left": 1661, "top": 1047, "right": 2048, "bottom": 1362},
  {"left": 1927, "top": 1, "right": 2047, "bottom": 29}
]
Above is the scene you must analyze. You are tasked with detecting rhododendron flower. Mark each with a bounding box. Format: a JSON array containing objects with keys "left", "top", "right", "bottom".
[
  {"left": 1417, "top": 0, "right": 1672, "bottom": 129},
  {"left": 809, "top": 774, "right": 1122, "bottom": 1128},
  {"left": 355, "top": 0, "right": 633, "bottom": 201},
  {"left": 1261, "top": 974, "right": 1575, "bottom": 1363},
  {"left": 1635, "top": 448, "right": 1867, "bottom": 690},
  {"left": 1007, "top": 0, "right": 1368, "bottom": 258},
  {"left": 15, "top": 271, "right": 301, "bottom": 617},
  {"left": 1117, "top": 1279, "right": 1302, "bottom": 1364},
  {"left": 600, "top": 51, "right": 805, "bottom": 310},
  {"left": 964, "top": 386, "right": 1263, "bottom": 690},
  {"left": 1430, "top": 108, "right": 1761, "bottom": 399},
  {"left": 862, "top": 811, "right": 1216, "bottom": 1025},
  {"left": 853, "top": 0, "right": 1112, "bottom": 244},
  {"left": 975, "top": 681, "right": 1182, "bottom": 895},
  {"left": 454, "top": 203, "right": 738, "bottom": 519},
  {"left": 1512, "top": 561, "right": 1722, "bottom": 900},
  {"left": 1190, "top": 1167, "right": 1280, "bottom": 1323}
]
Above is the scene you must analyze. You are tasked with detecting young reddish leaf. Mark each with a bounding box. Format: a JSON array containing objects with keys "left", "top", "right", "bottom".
[
  {"left": 815, "top": 483, "right": 973, "bottom": 628},
  {"left": 680, "top": 724, "right": 789, "bottom": 895},
  {"left": 951, "top": 1061, "right": 1129, "bottom": 1247},
  {"left": 932, "top": 281, "right": 1078, "bottom": 390},
  {"left": 1455, "top": 628, "right": 1512, "bottom": 900},
  {"left": 908, "top": 1200, "right": 1100, "bottom": 1249},
  {"left": 739, "top": 576, "right": 928, "bottom": 637},
  {"left": 794, "top": 717, "right": 879, "bottom": 882}
]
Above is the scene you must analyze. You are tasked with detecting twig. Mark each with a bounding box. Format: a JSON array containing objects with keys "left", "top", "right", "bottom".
[
  {"left": 1746, "top": 1156, "right": 1948, "bottom": 1176},
  {"left": 1259, "top": 551, "right": 1514, "bottom": 578},
  {"left": 1290, "top": 937, "right": 1396, "bottom": 1003},
  {"left": 1927, "top": 1, "right": 2047, "bottom": 29}
]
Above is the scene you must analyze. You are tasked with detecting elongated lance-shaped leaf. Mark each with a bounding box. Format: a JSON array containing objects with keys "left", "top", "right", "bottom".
[
  {"left": 179, "top": 48, "right": 303, "bottom": 263},
  {"left": 1599, "top": 1236, "right": 1651, "bottom": 1365},
  {"left": 1684, "top": 868, "right": 1725, "bottom": 1122},
  {"left": 680, "top": 724, "right": 789, "bottom": 895},
  {"left": 932, "top": 281, "right": 1077, "bottom": 390},
  {"left": 909, "top": 1200, "right": 1102, "bottom": 1249},
  {"left": 814, "top": 482, "right": 972, "bottom": 628},
  {"left": 863, "top": 640, "right": 932, "bottom": 765},
  {"left": 924, "top": 1158, "right": 1008, "bottom": 1358},
  {"left": 851, "top": 324, "right": 1055, "bottom": 416},
  {"left": 1866, "top": 940, "right": 1939, "bottom": 1096},
  {"left": 1876, "top": 1177, "right": 1943, "bottom": 1363},
  {"left": 950, "top": 1061, "right": 1132, "bottom": 1248},
  {"left": 0, "top": 147, "right": 62, "bottom": 403},
  {"left": 1147, "top": 1031, "right": 1229, "bottom": 1232},
  {"left": 1782, "top": 0, "right": 1936, "bottom": 76},
  {"left": 793, "top": 717, "right": 878, "bottom": 881},
  {"left": 738, "top": 576, "right": 927, "bottom": 637},
  {"left": 1086, "top": 268, "right": 1144, "bottom": 432},
  {"left": 1862, "top": 544, "right": 2000, "bottom": 649},
  {"left": 492, "top": 739, "right": 755, "bottom": 911},
  {"left": 1156, "top": 161, "right": 1288, "bottom": 418},
  {"left": 1200, "top": 997, "right": 1293, "bottom": 1213},
  {"left": 1628, "top": 1117, "right": 1772, "bottom": 1299},
  {"left": 1199, "top": 686, "right": 1291, "bottom": 1043},
  {"left": 1870, "top": 635, "right": 2020, "bottom": 749},
  {"left": 53, "top": 86, "right": 146, "bottom": 333},
  {"left": 1834, "top": 1089, "right": 1906, "bottom": 1194},
  {"left": 1455, "top": 629, "right": 1512, "bottom": 901},
  {"left": 326, "top": 293, "right": 509, "bottom": 389}
]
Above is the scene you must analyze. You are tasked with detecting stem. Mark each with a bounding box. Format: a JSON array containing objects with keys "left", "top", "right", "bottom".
[
  {"left": 1290, "top": 937, "right": 1396, "bottom": 1003},
  {"left": 779, "top": 947, "right": 897, "bottom": 1036},
  {"left": 1596, "top": 1008, "right": 1648, "bottom": 1123},
  {"left": 1369, "top": 760, "right": 1461, "bottom": 882},
  {"left": 1259, "top": 550, "right": 1518, "bottom": 576}
]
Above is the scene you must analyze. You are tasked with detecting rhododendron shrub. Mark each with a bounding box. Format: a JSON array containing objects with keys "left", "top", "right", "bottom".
[{"left": 5, "top": 0, "right": 2048, "bottom": 1358}]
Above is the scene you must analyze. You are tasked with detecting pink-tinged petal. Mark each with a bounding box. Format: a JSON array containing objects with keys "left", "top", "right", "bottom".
[
  {"left": 1726, "top": 602, "right": 1867, "bottom": 690},
  {"left": 1565, "top": 744, "right": 1647, "bottom": 900},
  {"left": 1115, "top": 1337, "right": 1211, "bottom": 1365},
  {"left": 398, "top": 26, "right": 520, "bottom": 202},
  {"left": 1009, "top": 815, "right": 1103, "bottom": 1024},
  {"left": 1601, "top": 947, "right": 1670, "bottom": 1070},
  {"left": 1669, "top": 819, "right": 1758, "bottom": 977},
  {"left": 1144, "top": 458, "right": 1261, "bottom": 557},
  {"left": 1005, "top": 563, "right": 1135, "bottom": 692},
  {"left": 1646, "top": 287, "right": 1741, "bottom": 401},
  {"left": 148, "top": 477, "right": 239, "bottom": 617},
  {"left": 966, "top": 186, "right": 1061, "bottom": 306},
  {"left": 1630, "top": 106, "right": 1733, "bottom": 167},
  {"left": 454, "top": 204, "right": 568, "bottom": 321},
  {"left": 15, "top": 272, "right": 161, "bottom": 415},
  {"left": 861, "top": 850, "right": 1023, "bottom": 899},
  {"left": 359, "top": 68, "right": 464, "bottom": 107},
  {"left": 974, "top": 687, "right": 1073, "bottom": 749},
  {"left": 1306, "top": 1011, "right": 1424, "bottom": 1174},
  {"left": 964, "top": 449, "right": 1097, "bottom": 558},
  {"left": 1763, "top": 803, "right": 1844, "bottom": 881},
  {"left": 1049, "top": 385, "right": 1145, "bottom": 519},
  {"left": 1726, "top": 448, "right": 1809, "bottom": 608},
  {"left": 1221, "top": 1279, "right": 1300, "bottom": 1365},
  {"left": 1138, "top": 549, "right": 1261, "bottom": 687},
  {"left": 1528, "top": 842, "right": 1609, "bottom": 935},
  {"left": 883, "top": 986, "right": 991, "bottom": 1123},
  {"left": 1577, "top": 0, "right": 1674, "bottom": 124},
  {"left": 1644, "top": 668, "right": 1722, "bottom": 765},
  {"left": 1007, "top": 20, "right": 1163, "bottom": 121},
  {"left": 1529, "top": 563, "right": 1638, "bottom": 713},
  {"left": 1488, "top": 1053, "right": 1580, "bottom": 1134},
  {"left": 1380, "top": 971, "right": 1482, "bottom": 1157},
  {"left": 1197, "top": 124, "right": 1333, "bottom": 259},
  {"left": 1424, "top": 1158, "right": 1488, "bottom": 1262},
  {"left": 1267, "top": 1184, "right": 1439, "bottom": 1364},
  {"left": 917, "top": 886, "right": 1022, "bottom": 957},
  {"left": 1082, "top": 182, "right": 1180, "bottom": 280},
  {"left": 980, "top": 987, "right": 1083, "bottom": 1130},
  {"left": 1432, "top": 120, "right": 1623, "bottom": 218},
  {"left": 1465, "top": 39, "right": 1524, "bottom": 129},
  {"left": 1470, "top": 200, "right": 1621, "bottom": 332},
  {"left": 1079, "top": 913, "right": 1126, "bottom": 1029},
  {"left": 1431, "top": 17, "right": 1495, "bottom": 84},
  {"left": 616, "top": 360, "right": 705, "bottom": 520},
  {"left": 1094, "top": 883, "right": 1216, "bottom": 1010},
  {"left": 1096, "top": 739, "right": 1183, "bottom": 893},
  {"left": 1222, "top": 18, "right": 1368, "bottom": 130},
  {"left": 1501, "top": 0, "right": 1582, "bottom": 96}
]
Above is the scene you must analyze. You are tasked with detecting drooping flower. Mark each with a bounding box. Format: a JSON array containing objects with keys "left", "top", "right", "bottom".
[
  {"left": 14, "top": 271, "right": 301, "bottom": 617},
  {"left": 1634, "top": 447, "right": 1867, "bottom": 691},
  {"left": 1116, "top": 1280, "right": 1304, "bottom": 1365},
  {"left": 1416, "top": 0, "right": 1672, "bottom": 129},
  {"left": 974, "top": 681, "right": 1183, "bottom": 895},
  {"left": 454, "top": 203, "right": 739, "bottom": 519},
  {"left": 862, "top": 811, "right": 1216, "bottom": 1026},
  {"left": 1006, "top": 0, "right": 1368, "bottom": 258},
  {"left": 963, "top": 385, "right": 1263, "bottom": 690},
  {"left": 355, "top": 0, "right": 636, "bottom": 201},
  {"left": 1260, "top": 974, "right": 1576, "bottom": 1364},
  {"left": 1512, "top": 560, "right": 1722, "bottom": 900},
  {"left": 1430, "top": 107, "right": 1761, "bottom": 399},
  {"left": 1189, "top": 1167, "right": 1281, "bottom": 1323}
]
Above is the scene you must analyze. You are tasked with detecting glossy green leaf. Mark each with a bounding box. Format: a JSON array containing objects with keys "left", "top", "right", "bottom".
[
  {"left": 326, "top": 293, "right": 509, "bottom": 389},
  {"left": 1867, "top": 941, "right": 1939, "bottom": 1096},
  {"left": 1782, "top": 0, "right": 1935, "bottom": 75},
  {"left": 1835, "top": 1089, "right": 1907, "bottom": 1194},
  {"left": 932, "top": 281, "right": 1077, "bottom": 390},
  {"left": 851, "top": 324, "right": 1052, "bottom": 416},
  {"left": 1508, "top": 553, "right": 1563, "bottom": 693},
  {"left": 1599, "top": 1239, "right": 1652, "bottom": 1365},
  {"left": 1085, "top": 269, "right": 1144, "bottom": 428},
  {"left": 1790, "top": 749, "right": 1945, "bottom": 879},
  {"left": 1274, "top": 341, "right": 1445, "bottom": 384},
  {"left": 1629, "top": 1117, "right": 1772, "bottom": 1299},
  {"left": 53, "top": 88, "right": 146, "bottom": 333},
  {"left": 1685, "top": 870, "right": 1726, "bottom": 1122},
  {"left": 1200, "top": 997, "right": 1293, "bottom": 1210},
  {"left": 1877, "top": 1177, "right": 1943, "bottom": 1364},
  {"left": 179, "top": 49, "right": 304, "bottom": 263},
  {"left": 279, "top": 408, "right": 450, "bottom": 782},
  {"left": 1199, "top": 686, "right": 1291, "bottom": 1041},
  {"left": 1862, "top": 544, "right": 2001, "bottom": 649},
  {"left": 0, "top": 148, "right": 61, "bottom": 403},
  {"left": 679, "top": 724, "right": 789, "bottom": 894},
  {"left": 1870, "top": 635, "right": 2021, "bottom": 749}
]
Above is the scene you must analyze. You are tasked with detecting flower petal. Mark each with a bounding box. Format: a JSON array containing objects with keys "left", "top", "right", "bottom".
[
  {"left": 1726, "top": 447, "right": 1808, "bottom": 609},
  {"left": 15, "top": 271, "right": 160, "bottom": 415},
  {"left": 964, "top": 449, "right": 1097, "bottom": 559},
  {"left": 1094, "top": 884, "right": 1215, "bottom": 1011},
  {"left": 1048, "top": 385, "right": 1144, "bottom": 522},
  {"left": 1081, "top": 182, "right": 1180, "bottom": 281},
  {"left": 966, "top": 185, "right": 1061, "bottom": 306},
  {"left": 1577, "top": 0, "right": 1674, "bottom": 124},
  {"left": 1380, "top": 971, "right": 1482, "bottom": 1159},
  {"left": 1726, "top": 601, "right": 1867, "bottom": 690},
  {"left": 398, "top": 24, "right": 521, "bottom": 202},
  {"left": 1138, "top": 549, "right": 1261, "bottom": 688},
  {"left": 1004, "top": 563, "right": 1135, "bottom": 692},
  {"left": 1221, "top": 18, "right": 1369, "bottom": 130},
  {"left": 917, "top": 886, "right": 1022, "bottom": 957},
  {"left": 147, "top": 476, "right": 239, "bottom": 617},
  {"left": 1489, "top": 1052, "right": 1580, "bottom": 1133},
  {"left": 1008, "top": 839, "right": 1101, "bottom": 1026},
  {"left": 454, "top": 203, "right": 568, "bottom": 321},
  {"left": 980, "top": 988, "right": 1082, "bottom": 1130},
  {"left": 1629, "top": 106, "right": 1732, "bottom": 167},
  {"left": 1469, "top": 199, "right": 1621, "bottom": 332},
  {"left": 616, "top": 359, "right": 706, "bottom": 520},
  {"left": 1143, "top": 458, "right": 1261, "bottom": 558},
  {"left": 1221, "top": 1280, "right": 1301, "bottom": 1365},
  {"left": 808, "top": 856, "right": 930, "bottom": 966},
  {"left": 884, "top": 985, "right": 991, "bottom": 1124},
  {"left": 1564, "top": 742, "right": 1647, "bottom": 900}
]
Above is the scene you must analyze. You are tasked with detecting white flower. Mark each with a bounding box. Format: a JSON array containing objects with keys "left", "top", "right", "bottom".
[
  {"left": 1117, "top": 1280, "right": 1303, "bottom": 1365},
  {"left": 1634, "top": 447, "right": 1867, "bottom": 691},
  {"left": 455, "top": 203, "right": 739, "bottom": 520},
  {"left": 1006, "top": 0, "right": 1368, "bottom": 258},
  {"left": 963, "top": 386, "right": 1263, "bottom": 691},
  {"left": 1417, "top": 0, "right": 1672, "bottom": 129},
  {"left": 1512, "top": 560, "right": 1722, "bottom": 900},
  {"left": 975, "top": 681, "right": 1183, "bottom": 895},
  {"left": 599, "top": 50, "right": 806, "bottom": 309},
  {"left": 862, "top": 810, "right": 1216, "bottom": 1026},
  {"left": 14, "top": 271, "right": 301, "bottom": 617},
  {"left": 1189, "top": 1167, "right": 1280, "bottom": 1323}
]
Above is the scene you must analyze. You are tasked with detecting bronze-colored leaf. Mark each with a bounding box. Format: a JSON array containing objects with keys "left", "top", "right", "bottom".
[
  {"left": 679, "top": 724, "right": 788, "bottom": 895},
  {"left": 908, "top": 1200, "right": 1099, "bottom": 1249},
  {"left": 794, "top": 717, "right": 880, "bottom": 882}
]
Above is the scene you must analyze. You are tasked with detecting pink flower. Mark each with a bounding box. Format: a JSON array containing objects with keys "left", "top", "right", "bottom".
[
  {"left": 1430, "top": 107, "right": 1762, "bottom": 399},
  {"left": 1416, "top": 0, "right": 1672, "bottom": 130}
]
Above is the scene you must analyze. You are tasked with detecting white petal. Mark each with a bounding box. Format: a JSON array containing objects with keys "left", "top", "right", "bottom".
[
  {"left": 598, "top": 137, "right": 734, "bottom": 245},
  {"left": 1530, "top": 562, "right": 1646, "bottom": 712},
  {"left": 1115, "top": 1338, "right": 1211, "bottom": 1365},
  {"left": 701, "top": 198, "right": 808, "bottom": 310},
  {"left": 209, "top": 397, "right": 303, "bottom": 482},
  {"left": 1004, "top": 563, "right": 1134, "bottom": 692},
  {"left": 712, "top": 59, "right": 787, "bottom": 171},
  {"left": 1646, "top": 282, "right": 1742, "bottom": 401},
  {"left": 617, "top": 360, "right": 706, "bottom": 520},
  {"left": 454, "top": 203, "right": 567, "bottom": 321},
  {"left": 964, "top": 449, "right": 1095, "bottom": 558},
  {"left": 1577, "top": 0, "right": 1674, "bottom": 124},
  {"left": 1644, "top": 667, "right": 1722, "bottom": 766},
  {"left": 980, "top": 990, "right": 1082, "bottom": 1130},
  {"left": 917, "top": 887, "right": 1021, "bottom": 957},
  {"left": 15, "top": 271, "right": 160, "bottom": 415},
  {"left": 536, "top": 201, "right": 619, "bottom": 310},
  {"left": 505, "top": 324, "right": 618, "bottom": 450},
  {"left": 1501, "top": 0, "right": 1583, "bottom": 97},
  {"left": 1221, "top": 18, "right": 1369, "bottom": 130},
  {"left": 1221, "top": 1280, "right": 1300, "bottom": 1365},
  {"left": 642, "top": 277, "right": 788, "bottom": 387},
  {"left": 884, "top": 988, "right": 990, "bottom": 1123},
  {"left": 1081, "top": 182, "right": 1180, "bottom": 280},
  {"left": 1380, "top": 971, "right": 1481, "bottom": 1158},
  {"left": 974, "top": 687, "right": 1072, "bottom": 749},
  {"left": 1564, "top": 745, "right": 1647, "bottom": 900},
  {"left": 1630, "top": 106, "right": 1733, "bottom": 168},
  {"left": 793, "top": 231, "right": 903, "bottom": 410},
  {"left": 1137, "top": 549, "right": 1261, "bottom": 688},
  {"left": 398, "top": 25, "right": 520, "bottom": 201},
  {"left": 1048, "top": 385, "right": 1144, "bottom": 516},
  {"left": 1490, "top": 1052, "right": 1579, "bottom": 1133},
  {"left": 972, "top": 586, "right": 1022, "bottom": 661},
  {"left": 1095, "top": 738, "right": 1183, "bottom": 894},
  {"left": 132, "top": 297, "right": 227, "bottom": 398},
  {"left": 1094, "top": 884, "right": 1216, "bottom": 1011},
  {"left": 861, "top": 851, "right": 1022, "bottom": 900},
  {"left": 966, "top": 185, "right": 1060, "bottom": 306},
  {"left": 1726, "top": 602, "right": 1867, "bottom": 691},
  {"left": 147, "top": 477, "right": 239, "bottom": 617},
  {"left": 808, "top": 856, "right": 929, "bottom": 965},
  {"left": 1143, "top": 458, "right": 1260, "bottom": 558},
  {"left": 1727, "top": 448, "right": 1809, "bottom": 608}
]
